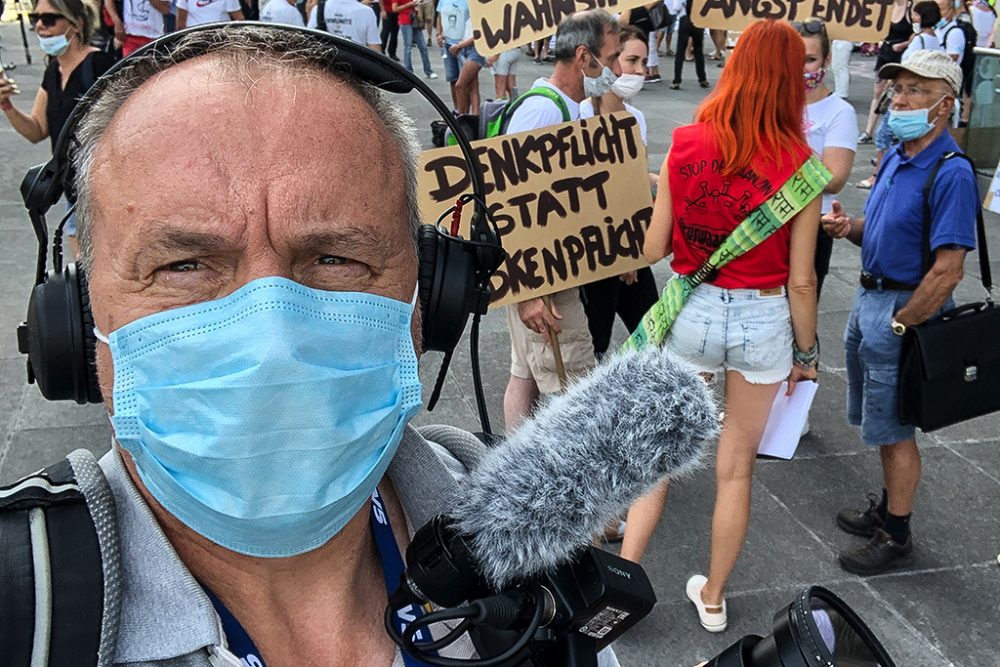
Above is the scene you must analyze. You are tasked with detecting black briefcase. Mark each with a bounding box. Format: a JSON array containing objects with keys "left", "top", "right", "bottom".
[
  {"left": 898, "top": 152, "right": 996, "bottom": 431},
  {"left": 898, "top": 301, "right": 1000, "bottom": 431}
]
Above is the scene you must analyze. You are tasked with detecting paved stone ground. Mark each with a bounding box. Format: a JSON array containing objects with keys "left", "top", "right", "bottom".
[{"left": 1, "top": 23, "right": 998, "bottom": 666}]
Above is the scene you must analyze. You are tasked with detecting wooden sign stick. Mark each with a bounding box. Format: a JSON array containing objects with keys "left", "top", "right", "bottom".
[{"left": 543, "top": 295, "right": 568, "bottom": 391}]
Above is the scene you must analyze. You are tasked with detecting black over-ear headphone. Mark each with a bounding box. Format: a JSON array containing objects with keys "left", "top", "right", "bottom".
[{"left": 16, "top": 23, "right": 506, "bottom": 430}]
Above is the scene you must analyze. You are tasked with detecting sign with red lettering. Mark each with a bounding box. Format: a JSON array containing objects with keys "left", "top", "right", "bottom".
[
  {"left": 690, "top": 0, "right": 895, "bottom": 42},
  {"left": 418, "top": 112, "right": 653, "bottom": 307},
  {"left": 470, "top": 0, "right": 651, "bottom": 58}
]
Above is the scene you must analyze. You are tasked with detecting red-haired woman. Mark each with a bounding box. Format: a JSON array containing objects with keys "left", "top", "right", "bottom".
[{"left": 643, "top": 19, "right": 822, "bottom": 632}]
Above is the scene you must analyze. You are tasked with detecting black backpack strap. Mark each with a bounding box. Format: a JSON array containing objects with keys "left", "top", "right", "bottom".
[
  {"left": 920, "top": 151, "right": 992, "bottom": 294},
  {"left": 0, "top": 449, "right": 121, "bottom": 667}
]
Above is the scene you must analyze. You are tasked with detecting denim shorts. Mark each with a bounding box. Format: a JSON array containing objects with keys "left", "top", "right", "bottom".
[
  {"left": 460, "top": 44, "right": 486, "bottom": 67},
  {"left": 874, "top": 115, "right": 896, "bottom": 151},
  {"left": 845, "top": 287, "right": 952, "bottom": 446},
  {"left": 664, "top": 282, "right": 793, "bottom": 384},
  {"left": 443, "top": 40, "right": 462, "bottom": 81}
]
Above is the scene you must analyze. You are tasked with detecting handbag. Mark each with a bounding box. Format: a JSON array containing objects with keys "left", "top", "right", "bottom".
[
  {"left": 897, "top": 152, "right": 998, "bottom": 431},
  {"left": 646, "top": 2, "right": 672, "bottom": 30}
]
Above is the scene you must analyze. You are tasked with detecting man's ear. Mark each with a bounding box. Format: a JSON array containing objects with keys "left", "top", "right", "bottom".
[
  {"left": 938, "top": 95, "right": 956, "bottom": 123},
  {"left": 575, "top": 44, "right": 591, "bottom": 68}
]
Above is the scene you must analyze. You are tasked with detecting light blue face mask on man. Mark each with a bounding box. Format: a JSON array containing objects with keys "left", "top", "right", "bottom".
[
  {"left": 94, "top": 277, "right": 422, "bottom": 558},
  {"left": 886, "top": 96, "right": 947, "bottom": 142}
]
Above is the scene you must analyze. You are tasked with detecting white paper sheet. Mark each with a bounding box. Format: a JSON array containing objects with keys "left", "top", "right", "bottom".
[
  {"left": 985, "top": 160, "right": 1000, "bottom": 215},
  {"left": 757, "top": 381, "right": 819, "bottom": 460}
]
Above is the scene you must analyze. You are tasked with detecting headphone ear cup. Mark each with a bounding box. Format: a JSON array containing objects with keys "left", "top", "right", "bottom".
[
  {"left": 76, "top": 268, "right": 102, "bottom": 404},
  {"left": 417, "top": 224, "right": 439, "bottom": 338},
  {"left": 417, "top": 225, "right": 477, "bottom": 354},
  {"left": 20, "top": 160, "right": 64, "bottom": 213},
  {"left": 23, "top": 264, "right": 102, "bottom": 404}
]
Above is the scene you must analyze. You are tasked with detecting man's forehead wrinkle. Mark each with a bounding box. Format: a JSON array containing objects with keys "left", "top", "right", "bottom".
[
  {"left": 295, "top": 227, "right": 392, "bottom": 253},
  {"left": 86, "top": 55, "right": 412, "bottom": 252}
]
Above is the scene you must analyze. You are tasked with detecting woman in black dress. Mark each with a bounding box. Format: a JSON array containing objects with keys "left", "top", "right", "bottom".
[
  {"left": 859, "top": 0, "right": 913, "bottom": 142},
  {"left": 0, "top": 0, "right": 114, "bottom": 249}
]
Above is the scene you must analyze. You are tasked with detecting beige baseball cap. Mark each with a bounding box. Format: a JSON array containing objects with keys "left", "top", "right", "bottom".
[{"left": 878, "top": 50, "right": 963, "bottom": 96}]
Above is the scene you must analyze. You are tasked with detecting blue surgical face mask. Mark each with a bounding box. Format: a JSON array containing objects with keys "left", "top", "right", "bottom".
[
  {"left": 886, "top": 96, "right": 947, "bottom": 141},
  {"left": 94, "top": 277, "right": 422, "bottom": 558},
  {"left": 38, "top": 33, "right": 70, "bottom": 57},
  {"left": 935, "top": 17, "right": 948, "bottom": 29}
]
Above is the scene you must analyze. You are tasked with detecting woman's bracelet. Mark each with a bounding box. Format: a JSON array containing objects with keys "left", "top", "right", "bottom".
[{"left": 793, "top": 339, "right": 819, "bottom": 368}]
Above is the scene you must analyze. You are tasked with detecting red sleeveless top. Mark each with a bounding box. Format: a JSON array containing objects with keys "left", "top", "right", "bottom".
[{"left": 668, "top": 122, "right": 811, "bottom": 290}]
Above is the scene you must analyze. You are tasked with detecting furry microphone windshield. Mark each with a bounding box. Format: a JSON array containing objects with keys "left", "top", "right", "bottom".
[{"left": 453, "top": 346, "right": 718, "bottom": 590}]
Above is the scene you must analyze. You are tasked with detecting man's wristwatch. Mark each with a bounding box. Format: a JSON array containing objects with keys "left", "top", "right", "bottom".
[{"left": 891, "top": 318, "right": 907, "bottom": 336}]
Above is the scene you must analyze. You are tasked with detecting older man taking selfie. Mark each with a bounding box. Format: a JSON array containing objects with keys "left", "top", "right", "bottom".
[{"left": 0, "top": 23, "right": 636, "bottom": 667}]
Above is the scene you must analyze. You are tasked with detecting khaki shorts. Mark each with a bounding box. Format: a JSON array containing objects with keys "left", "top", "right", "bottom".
[{"left": 507, "top": 289, "right": 596, "bottom": 394}]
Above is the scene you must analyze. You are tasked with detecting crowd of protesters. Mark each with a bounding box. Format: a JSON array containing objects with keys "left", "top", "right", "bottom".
[{"left": 0, "top": 0, "right": 994, "bottom": 637}]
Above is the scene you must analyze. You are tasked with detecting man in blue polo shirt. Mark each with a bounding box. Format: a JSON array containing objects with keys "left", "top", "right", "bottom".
[{"left": 822, "top": 50, "right": 977, "bottom": 576}]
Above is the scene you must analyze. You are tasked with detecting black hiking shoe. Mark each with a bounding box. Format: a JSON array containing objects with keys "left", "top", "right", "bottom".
[
  {"left": 836, "top": 493, "right": 884, "bottom": 538},
  {"left": 838, "top": 529, "right": 914, "bottom": 576}
]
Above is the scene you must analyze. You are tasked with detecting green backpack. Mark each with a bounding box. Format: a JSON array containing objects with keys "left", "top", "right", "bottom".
[
  {"left": 485, "top": 86, "right": 572, "bottom": 138},
  {"left": 445, "top": 86, "right": 572, "bottom": 145}
]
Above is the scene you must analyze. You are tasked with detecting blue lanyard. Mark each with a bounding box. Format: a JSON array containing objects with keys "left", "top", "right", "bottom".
[{"left": 204, "top": 492, "right": 437, "bottom": 667}]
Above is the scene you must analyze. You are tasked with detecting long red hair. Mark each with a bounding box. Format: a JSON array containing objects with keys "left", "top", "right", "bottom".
[{"left": 696, "top": 20, "right": 808, "bottom": 175}]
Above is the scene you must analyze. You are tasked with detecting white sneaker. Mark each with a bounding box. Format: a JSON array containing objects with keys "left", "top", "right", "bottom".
[
  {"left": 426, "top": 72, "right": 438, "bottom": 79},
  {"left": 685, "top": 574, "right": 728, "bottom": 632}
]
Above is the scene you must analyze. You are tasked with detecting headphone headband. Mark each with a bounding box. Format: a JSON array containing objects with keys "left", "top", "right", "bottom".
[
  {"left": 31, "top": 22, "right": 494, "bottom": 247},
  {"left": 18, "top": 23, "right": 506, "bottom": 423}
]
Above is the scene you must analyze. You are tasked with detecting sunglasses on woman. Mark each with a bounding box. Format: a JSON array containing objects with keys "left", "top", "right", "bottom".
[
  {"left": 28, "top": 12, "right": 65, "bottom": 28},
  {"left": 792, "top": 19, "right": 824, "bottom": 35}
]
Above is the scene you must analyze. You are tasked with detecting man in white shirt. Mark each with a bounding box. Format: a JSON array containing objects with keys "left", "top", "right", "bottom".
[
  {"left": 260, "top": 0, "right": 305, "bottom": 26},
  {"left": 503, "top": 10, "right": 623, "bottom": 431},
  {"left": 176, "top": 0, "right": 244, "bottom": 29},
  {"left": 436, "top": 0, "right": 469, "bottom": 110},
  {"left": 935, "top": 0, "right": 966, "bottom": 61},
  {"left": 105, "top": 0, "right": 169, "bottom": 57},
  {"left": 308, "top": 0, "right": 382, "bottom": 50}
]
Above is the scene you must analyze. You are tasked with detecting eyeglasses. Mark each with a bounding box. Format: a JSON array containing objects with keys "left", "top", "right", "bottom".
[
  {"left": 792, "top": 19, "right": 824, "bottom": 35},
  {"left": 889, "top": 84, "right": 943, "bottom": 99},
  {"left": 28, "top": 12, "right": 65, "bottom": 28}
]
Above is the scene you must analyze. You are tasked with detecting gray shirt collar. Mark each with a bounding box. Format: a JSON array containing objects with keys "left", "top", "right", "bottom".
[{"left": 99, "top": 447, "right": 223, "bottom": 663}]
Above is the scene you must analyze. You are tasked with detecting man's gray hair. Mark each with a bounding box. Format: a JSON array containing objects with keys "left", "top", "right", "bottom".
[
  {"left": 552, "top": 9, "right": 619, "bottom": 63},
  {"left": 72, "top": 24, "right": 421, "bottom": 273}
]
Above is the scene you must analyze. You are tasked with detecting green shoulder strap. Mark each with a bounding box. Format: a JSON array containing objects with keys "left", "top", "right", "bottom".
[
  {"left": 492, "top": 86, "right": 572, "bottom": 137},
  {"left": 622, "top": 155, "right": 833, "bottom": 352}
]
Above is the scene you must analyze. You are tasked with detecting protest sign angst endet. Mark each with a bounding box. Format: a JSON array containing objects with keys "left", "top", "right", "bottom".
[
  {"left": 470, "top": 0, "right": 651, "bottom": 58},
  {"left": 418, "top": 112, "right": 654, "bottom": 308},
  {"left": 690, "top": 0, "right": 895, "bottom": 42}
]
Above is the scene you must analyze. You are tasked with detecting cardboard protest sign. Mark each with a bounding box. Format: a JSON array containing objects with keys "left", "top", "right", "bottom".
[
  {"left": 470, "top": 0, "right": 651, "bottom": 58},
  {"left": 690, "top": 0, "right": 895, "bottom": 42},
  {"left": 418, "top": 112, "right": 653, "bottom": 308}
]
